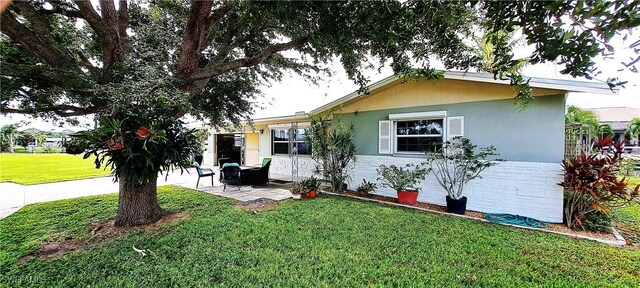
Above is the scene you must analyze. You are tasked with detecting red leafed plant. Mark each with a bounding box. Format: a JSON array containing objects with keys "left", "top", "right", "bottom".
[{"left": 560, "top": 136, "right": 640, "bottom": 229}]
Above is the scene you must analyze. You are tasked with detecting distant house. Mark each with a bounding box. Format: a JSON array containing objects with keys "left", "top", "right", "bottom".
[
  {"left": 209, "top": 72, "right": 614, "bottom": 223},
  {"left": 43, "top": 137, "right": 63, "bottom": 148},
  {"left": 587, "top": 107, "right": 640, "bottom": 152}
]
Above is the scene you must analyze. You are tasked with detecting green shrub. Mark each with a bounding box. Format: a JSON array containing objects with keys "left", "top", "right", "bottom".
[
  {"left": 305, "top": 112, "right": 356, "bottom": 192},
  {"left": 560, "top": 136, "right": 640, "bottom": 229},
  {"left": 41, "top": 147, "right": 61, "bottom": 153},
  {"left": 63, "top": 137, "right": 88, "bottom": 155},
  {"left": 377, "top": 163, "right": 429, "bottom": 192},
  {"left": 355, "top": 179, "right": 377, "bottom": 196},
  {"left": 583, "top": 211, "right": 612, "bottom": 233},
  {"left": 299, "top": 176, "right": 320, "bottom": 192}
]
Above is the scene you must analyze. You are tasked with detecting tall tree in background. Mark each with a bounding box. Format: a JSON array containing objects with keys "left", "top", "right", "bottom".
[
  {"left": 566, "top": 105, "right": 601, "bottom": 130},
  {"left": 627, "top": 118, "right": 640, "bottom": 140},
  {"left": 0, "top": 124, "right": 19, "bottom": 153},
  {"left": 1, "top": 0, "right": 638, "bottom": 226}
]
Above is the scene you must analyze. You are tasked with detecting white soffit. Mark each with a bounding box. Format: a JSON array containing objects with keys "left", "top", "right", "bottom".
[{"left": 388, "top": 111, "right": 447, "bottom": 120}]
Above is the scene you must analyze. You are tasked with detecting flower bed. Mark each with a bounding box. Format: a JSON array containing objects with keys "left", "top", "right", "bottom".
[{"left": 331, "top": 190, "right": 627, "bottom": 247}]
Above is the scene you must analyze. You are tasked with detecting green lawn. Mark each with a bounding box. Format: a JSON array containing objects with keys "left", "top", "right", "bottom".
[
  {"left": 1, "top": 187, "right": 639, "bottom": 287},
  {"left": 0, "top": 153, "right": 110, "bottom": 185},
  {"left": 613, "top": 176, "right": 640, "bottom": 243}
]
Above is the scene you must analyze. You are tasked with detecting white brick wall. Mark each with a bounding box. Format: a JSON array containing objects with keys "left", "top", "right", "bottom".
[
  {"left": 267, "top": 155, "right": 318, "bottom": 178},
  {"left": 348, "top": 155, "right": 564, "bottom": 223}
]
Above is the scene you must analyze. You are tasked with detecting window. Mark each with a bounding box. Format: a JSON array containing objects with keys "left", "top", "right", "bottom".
[
  {"left": 271, "top": 128, "right": 311, "bottom": 155},
  {"left": 395, "top": 119, "right": 443, "bottom": 153}
]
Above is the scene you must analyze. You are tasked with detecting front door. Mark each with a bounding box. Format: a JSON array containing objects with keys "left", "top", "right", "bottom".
[{"left": 244, "top": 133, "right": 260, "bottom": 166}]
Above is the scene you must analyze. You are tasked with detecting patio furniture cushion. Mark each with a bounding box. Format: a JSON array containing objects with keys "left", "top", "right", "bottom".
[
  {"left": 260, "top": 157, "right": 271, "bottom": 166},
  {"left": 221, "top": 162, "right": 240, "bottom": 168},
  {"left": 218, "top": 157, "right": 234, "bottom": 167}
]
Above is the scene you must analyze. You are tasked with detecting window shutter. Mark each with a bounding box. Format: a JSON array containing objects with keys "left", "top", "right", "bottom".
[
  {"left": 378, "top": 120, "right": 392, "bottom": 154},
  {"left": 447, "top": 116, "right": 464, "bottom": 140}
]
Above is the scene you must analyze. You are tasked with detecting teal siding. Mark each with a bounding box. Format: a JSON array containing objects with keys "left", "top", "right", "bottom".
[{"left": 335, "top": 95, "right": 566, "bottom": 163}]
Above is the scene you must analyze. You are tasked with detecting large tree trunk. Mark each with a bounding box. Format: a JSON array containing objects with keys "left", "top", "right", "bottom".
[{"left": 115, "top": 176, "right": 162, "bottom": 227}]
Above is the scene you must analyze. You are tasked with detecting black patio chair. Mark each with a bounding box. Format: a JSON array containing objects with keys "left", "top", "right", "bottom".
[
  {"left": 193, "top": 162, "right": 215, "bottom": 188},
  {"left": 221, "top": 166, "right": 241, "bottom": 191},
  {"left": 243, "top": 159, "right": 271, "bottom": 186},
  {"left": 218, "top": 157, "right": 234, "bottom": 180}
]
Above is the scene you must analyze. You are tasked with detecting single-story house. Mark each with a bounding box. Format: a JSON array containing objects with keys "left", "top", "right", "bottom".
[
  {"left": 587, "top": 107, "right": 640, "bottom": 153},
  {"left": 43, "top": 137, "right": 63, "bottom": 148},
  {"left": 207, "top": 71, "right": 613, "bottom": 223}
]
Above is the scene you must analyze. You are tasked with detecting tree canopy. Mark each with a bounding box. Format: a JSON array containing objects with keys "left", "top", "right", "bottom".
[
  {"left": 2, "top": 0, "right": 639, "bottom": 125},
  {"left": 565, "top": 105, "right": 600, "bottom": 131}
]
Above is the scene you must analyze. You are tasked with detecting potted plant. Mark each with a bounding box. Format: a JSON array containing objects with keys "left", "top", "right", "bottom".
[
  {"left": 300, "top": 177, "right": 320, "bottom": 198},
  {"left": 194, "top": 145, "right": 205, "bottom": 165},
  {"left": 377, "top": 163, "right": 429, "bottom": 205},
  {"left": 193, "top": 129, "right": 208, "bottom": 165},
  {"left": 290, "top": 181, "right": 305, "bottom": 199},
  {"left": 424, "top": 137, "right": 502, "bottom": 215},
  {"left": 355, "top": 179, "right": 377, "bottom": 197}
]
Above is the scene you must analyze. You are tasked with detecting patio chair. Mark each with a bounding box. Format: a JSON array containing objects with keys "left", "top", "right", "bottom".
[
  {"left": 193, "top": 162, "right": 215, "bottom": 188},
  {"left": 256, "top": 157, "right": 272, "bottom": 167},
  {"left": 221, "top": 166, "right": 241, "bottom": 191},
  {"left": 243, "top": 158, "right": 271, "bottom": 186},
  {"left": 218, "top": 157, "right": 234, "bottom": 180}
]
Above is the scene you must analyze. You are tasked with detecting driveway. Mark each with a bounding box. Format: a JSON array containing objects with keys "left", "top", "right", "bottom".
[{"left": 0, "top": 170, "right": 200, "bottom": 219}]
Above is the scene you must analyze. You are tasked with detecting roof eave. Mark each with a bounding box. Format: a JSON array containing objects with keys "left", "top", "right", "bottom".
[{"left": 310, "top": 72, "right": 616, "bottom": 114}]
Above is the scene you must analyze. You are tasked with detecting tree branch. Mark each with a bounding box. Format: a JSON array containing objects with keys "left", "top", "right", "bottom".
[
  {"left": 74, "top": 0, "right": 122, "bottom": 68},
  {"left": 117, "top": 0, "right": 128, "bottom": 40},
  {"left": 1, "top": 105, "right": 101, "bottom": 117},
  {"left": 178, "top": 0, "right": 236, "bottom": 77},
  {"left": 73, "top": 0, "right": 111, "bottom": 39},
  {"left": 188, "top": 37, "right": 309, "bottom": 82},
  {"left": 99, "top": 0, "right": 118, "bottom": 28},
  {"left": 0, "top": 10, "right": 75, "bottom": 69}
]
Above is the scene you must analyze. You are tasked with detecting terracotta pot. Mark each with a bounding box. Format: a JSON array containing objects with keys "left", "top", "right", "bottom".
[
  {"left": 446, "top": 196, "right": 467, "bottom": 215},
  {"left": 300, "top": 193, "right": 309, "bottom": 199},
  {"left": 308, "top": 190, "right": 317, "bottom": 198},
  {"left": 397, "top": 190, "right": 418, "bottom": 205}
]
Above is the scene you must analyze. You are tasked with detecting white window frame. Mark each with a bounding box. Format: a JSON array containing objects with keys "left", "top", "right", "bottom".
[
  {"left": 393, "top": 114, "right": 446, "bottom": 155},
  {"left": 271, "top": 128, "right": 290, "bottom": 155},
  {"left": 269, "top": 125, "right": 311, "bottom": 156}
]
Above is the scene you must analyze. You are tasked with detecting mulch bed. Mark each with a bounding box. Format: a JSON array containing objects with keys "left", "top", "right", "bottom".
[
  {"left": 343, "top": 191, "right": 485, "bottom": 218},
  {"left": 89, "top": 212, "right": 192, "bottom": 237}
]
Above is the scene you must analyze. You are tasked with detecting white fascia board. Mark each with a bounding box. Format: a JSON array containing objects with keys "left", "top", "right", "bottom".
[
  {"left": 267, "top": 122, "right": 311, "bottom": 129},
  {"left": 443, "top": 71, "right": 616, "bottom": 94}
]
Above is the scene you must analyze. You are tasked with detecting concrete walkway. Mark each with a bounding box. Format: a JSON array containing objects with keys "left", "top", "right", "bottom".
[{"left": 0, "top": 169, "right": 294, "bottom": 220}]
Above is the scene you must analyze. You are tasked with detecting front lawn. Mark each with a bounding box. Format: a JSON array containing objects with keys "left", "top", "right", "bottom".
[
  {"left": 613, "top": 176, "right": 640, "bottom": 243},
  {"left": 0, "top": 153, "right": 110, "bottom": 185},
  {"left": 1, "top": 186, "right": 639, "bottom": 287}
]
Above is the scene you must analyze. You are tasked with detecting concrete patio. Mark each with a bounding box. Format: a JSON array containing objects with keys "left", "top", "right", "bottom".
[{"left": 197, "top": 183, "right": 294, "bottom": 202}]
